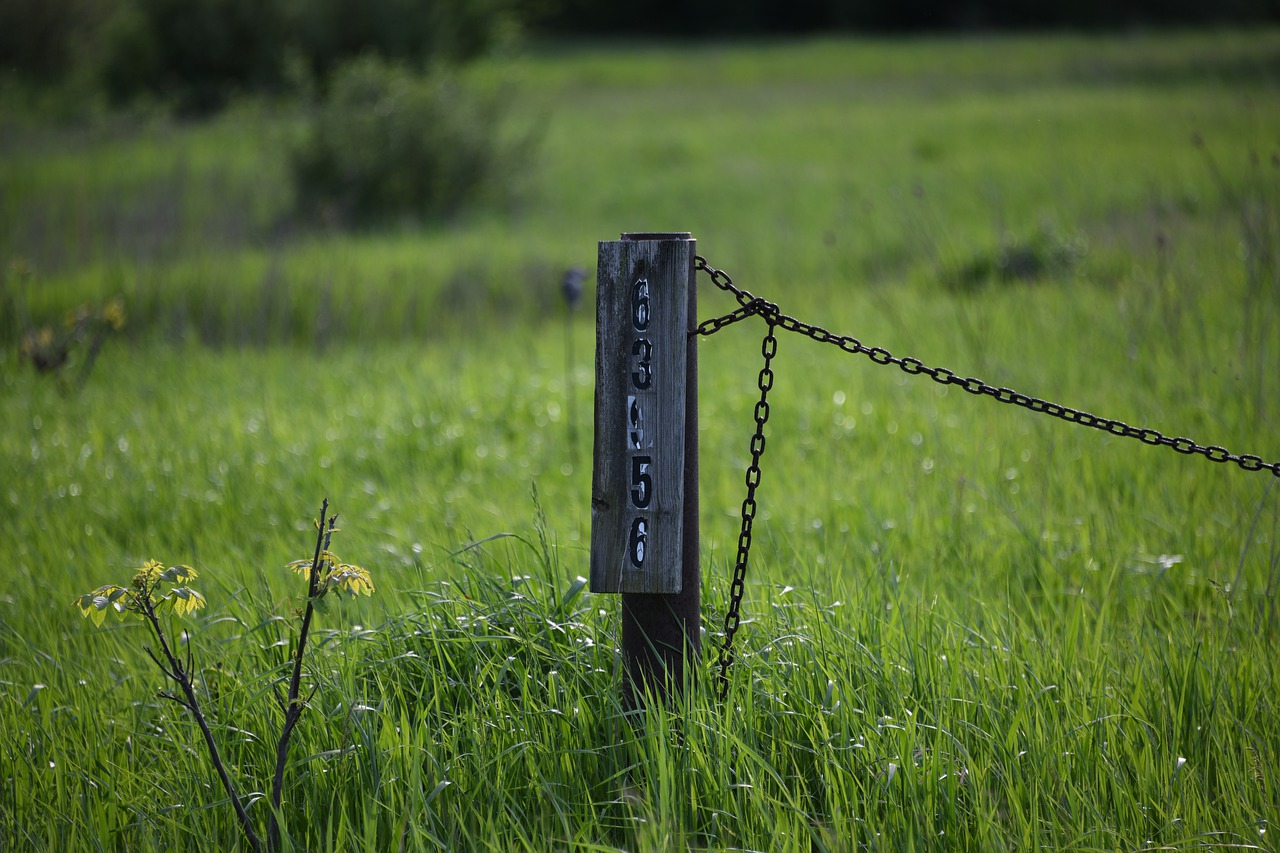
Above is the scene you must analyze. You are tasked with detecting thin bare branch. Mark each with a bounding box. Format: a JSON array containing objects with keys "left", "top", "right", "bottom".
[
  {"left": 268, "top": 498, "right": 328, "bottom": 853},
  {"left": 157, "top": 690, "right": 190, "bottom": 709},
  {"left": 143, "top": 646, "right": 178, "bottom": 683},
  {"left": 142, "top": 580, "right": 263, "bottom": 853}
]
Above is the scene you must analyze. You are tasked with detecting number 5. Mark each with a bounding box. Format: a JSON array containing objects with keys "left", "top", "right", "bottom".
[{"left": 630, "top": 455, "right": 652, "bottom": 508}]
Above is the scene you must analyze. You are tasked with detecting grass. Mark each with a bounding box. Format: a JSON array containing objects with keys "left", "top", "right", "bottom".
[{"left": 2, "top": 29, "right": 1280, "bottom": 851}]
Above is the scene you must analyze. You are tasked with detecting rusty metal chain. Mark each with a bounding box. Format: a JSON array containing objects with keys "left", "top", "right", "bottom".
[
  {"left": 715, "top": 322, "right": 777, "bottom": 703},
  {"left": 694, "top": 256, "right": 1280, "bottom": 477},
  {"left": 694, "top": 253, "right": 1280, "bottom": 700}
]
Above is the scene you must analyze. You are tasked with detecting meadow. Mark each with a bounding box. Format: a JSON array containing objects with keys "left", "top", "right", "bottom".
[{"left": 2, "top": 29, "right": 1280, "bottom": 851}]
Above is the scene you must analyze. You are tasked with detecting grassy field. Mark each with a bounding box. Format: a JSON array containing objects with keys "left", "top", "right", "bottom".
[{"left": 3, "top": 30, "right": 1280, "bottom": 851}]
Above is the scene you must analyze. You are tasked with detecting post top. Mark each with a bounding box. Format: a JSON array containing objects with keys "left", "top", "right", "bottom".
[{"left": 621, "top": 232, "right": 693, "bottom": 241}]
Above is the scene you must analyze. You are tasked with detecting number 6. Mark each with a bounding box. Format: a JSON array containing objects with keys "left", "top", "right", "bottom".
[
  {"left": 628, "top": 517, "right": 648, "bottom": 568},
  {"left": 631, "top": 277, "right": 650, "bottom": 331}
]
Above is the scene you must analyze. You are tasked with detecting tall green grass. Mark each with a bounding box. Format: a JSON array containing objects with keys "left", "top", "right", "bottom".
[
  {"left": 3, "top": 30, "right": 1279, "bottom": 344},
  {"left": 2, "top": 30, "right": 1280, "bottom": 851}
]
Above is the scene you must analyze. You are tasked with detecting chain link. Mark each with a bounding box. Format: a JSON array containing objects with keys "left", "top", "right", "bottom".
[
  {"left": 694, "top": 256, "right": 1280, "bottom": 478},
  {"left": 715, "top": 321, "right": 777, "bottom": 703},
  {"left": 694, "top": 253, "right": 1280, "bottom": 701}
]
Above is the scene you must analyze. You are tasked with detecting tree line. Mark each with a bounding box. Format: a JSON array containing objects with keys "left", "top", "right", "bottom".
[
  {"left": 3, "top": 0, "right": 1275, "bottom": 113},
  {"left": 542, "top": 0, "right": 1277, "bottom": 36}
]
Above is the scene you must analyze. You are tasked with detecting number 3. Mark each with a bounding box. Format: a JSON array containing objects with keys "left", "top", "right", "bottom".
[{"left": 632, "top": 338, "right": 653, "bottom": 389}]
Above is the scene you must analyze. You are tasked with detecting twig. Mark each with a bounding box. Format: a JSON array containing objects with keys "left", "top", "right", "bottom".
[
  {"left": 267, "top": 498, "right": 331, "bottom": 853},
  {"left": 141, "top": 592, "right": 263, "bottom": 853},
  {"left": 143, "top": 645, "right": 179, "bottom": 682}
]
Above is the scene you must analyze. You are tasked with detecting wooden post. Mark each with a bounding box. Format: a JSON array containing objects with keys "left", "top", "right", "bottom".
[{"left": 591, "top": 232, "right": 699, "bottom": 705}]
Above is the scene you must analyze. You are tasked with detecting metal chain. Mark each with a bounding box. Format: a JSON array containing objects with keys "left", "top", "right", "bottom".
[
  {"left": 715, "top": 321, "right": 777, "bottom": 703},
  {"left": 694, "top": 256, "right": 1280, "bottom": 478},
  {"left": 695, "top": 253, "right": 1280, "bottom": 701}
]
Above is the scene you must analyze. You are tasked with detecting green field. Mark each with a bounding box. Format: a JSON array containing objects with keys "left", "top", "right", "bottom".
[{"left": 3, "top": 30, "right": 1280, "bottom": 851}]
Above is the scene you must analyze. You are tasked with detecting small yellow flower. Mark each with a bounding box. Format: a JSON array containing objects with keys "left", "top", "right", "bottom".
[{"left": 102, "top": 299, "right": 127, "bottom": 331}]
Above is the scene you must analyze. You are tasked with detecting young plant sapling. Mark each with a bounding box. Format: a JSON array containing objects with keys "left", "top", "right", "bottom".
[{"left": 74, "top": 499, "right": 373, "bottom": 853}]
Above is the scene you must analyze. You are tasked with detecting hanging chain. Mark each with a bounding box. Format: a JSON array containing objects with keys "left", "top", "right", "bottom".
[
  {"left": 694, "top": 253, "right": 1280, "bottom": 701},
  {"left": 694, "top": 256, "right": 1280, "bottom": 478},
  {"left": 715, "top": 322, "right": 777, "bottom": 703}
]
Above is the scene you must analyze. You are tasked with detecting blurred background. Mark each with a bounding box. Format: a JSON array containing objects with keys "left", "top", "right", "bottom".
[
  {"left": 4, "top": 7, "right": 1280, "bottom": 848},
  {"left": 3, "top": 1, "right": 1279, "bottom": 591}
]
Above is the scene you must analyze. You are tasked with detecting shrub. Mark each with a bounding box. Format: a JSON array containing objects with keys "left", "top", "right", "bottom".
[
  {"left": 97, "top": 0, "right": 288, "bottom": 114},
  {"left": 942, "top": 221, "right": 1088, "bottom": 293},
  {"left": 0, "top": 0, "right": 109, "bottom": 83},
  {"left": 92, "top": 0, "right": 526, "bottom": 114},
  {"left": 290, "top": 55, "right": 530, "bottom": 226},
  {"left": 277, "top": 0, "right": 523, "bottom": 85}
]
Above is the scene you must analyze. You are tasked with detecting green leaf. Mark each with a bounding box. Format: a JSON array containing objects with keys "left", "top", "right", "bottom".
[
  {"left": 559, "top": 576, "right": 588, "bottom": 611},
  {"left": 135, "top": 560, "right": 165, "bottom": 587},
  {"left": 323, "top": 563, "right": 374, "bottom": 597},
  {"left": 159, "top": 564, "right": 198, "bottom": 583},
  {"left": 75, "top": 585, "right": 131, "bottom": 625},
  {"left": 169, "top": 587, "right": 206, "bottom": 616}
]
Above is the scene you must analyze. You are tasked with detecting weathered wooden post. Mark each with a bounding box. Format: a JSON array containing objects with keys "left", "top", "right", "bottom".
[{"left": 591, "top": 232, "right": 699, "bottom": 707}]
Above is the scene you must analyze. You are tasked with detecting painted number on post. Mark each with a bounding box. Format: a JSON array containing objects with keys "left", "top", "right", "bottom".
[
  {"left": 627, "top": 276, "right": 653, "bottom": 571},
  {"left": 590, "top": 235, "right": 691, "bottom": 594}
]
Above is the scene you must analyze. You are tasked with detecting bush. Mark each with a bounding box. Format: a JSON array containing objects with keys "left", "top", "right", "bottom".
[
  {"left": 277, "top": 0, "right": 523, "bottom": 85},
  {"left": 290, "top": 56, "right": 529, "bottom": 226},
  {"left": 0, "top": 0, "right": 109, "bottom": 83},
  {"left": 92, "top": 0, "right": 527, "bottom": 114},
  {"left": 98, "top": 0, "right": 288, "bottom": 114}
]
